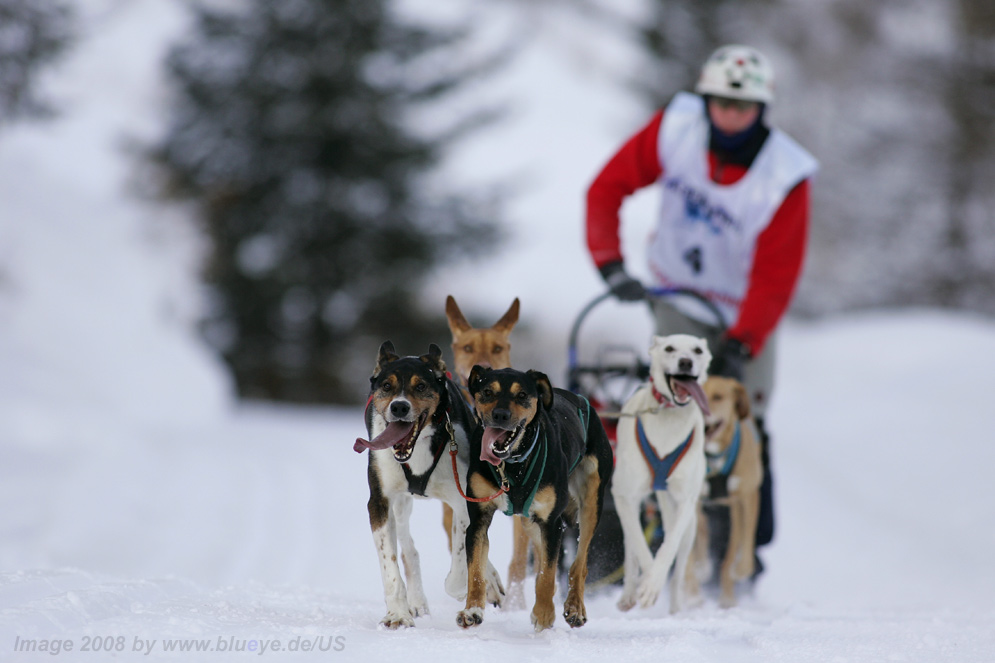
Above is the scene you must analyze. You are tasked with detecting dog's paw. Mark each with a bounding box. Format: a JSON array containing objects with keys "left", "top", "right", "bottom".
[
  {"left": 615, "top": 593, "right": 636, "bottom": 612},
  {"left": 719, "top": 591, "right": 738, "bottom": 609},
  {"left": 531, "top": 602, "right": 556, "bottom": 632},
  {"left": 733, "top": 553, "right": 755, "bottom": 581},
  {"left": 504, "top": 582, "right": 526, "bottom": 611},
  {"left": 485, "top": 572, "right": 506, "bottom": 608},
  {"left": 637, "top": 576, "right": 663, "bottom": 609},
  {"left": 379, "top": 610, "right": 415, "bottom": 630},
  {"left": 456, "top": 607, "right": 484, "bottom": 629},
  {"left": 562, "top": 596, "right": 587, "bottom": 628},
  {"left": 408, "top": 600, "right": 429, "bottom": 618}
]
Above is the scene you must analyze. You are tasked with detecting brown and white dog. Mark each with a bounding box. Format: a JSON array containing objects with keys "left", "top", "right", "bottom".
[
  {"left": 687, "top": 375, "right": 764, "bottom": 608},
  {"left": 355, "top": 342, "right": 504, "bottom": 628},
  {"left": 444, "top": 295, "right": 534, "bottom": 609},
  {"left": 612, "top": 334, "right": 712, "bottom": 614}
]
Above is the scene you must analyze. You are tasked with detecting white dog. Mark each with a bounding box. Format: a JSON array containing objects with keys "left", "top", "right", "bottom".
[{"left": 612, "top": 334, "right": 712, "bottom": 613}]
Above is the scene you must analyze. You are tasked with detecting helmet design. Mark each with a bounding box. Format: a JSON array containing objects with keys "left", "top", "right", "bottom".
[{"left": 695, "top": 45, "right": 774, "bottom": 104}]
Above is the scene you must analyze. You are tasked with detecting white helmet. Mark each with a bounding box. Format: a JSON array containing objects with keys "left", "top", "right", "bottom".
[{"left": 695, "top": 45, "right": 775, "bottom": 104}]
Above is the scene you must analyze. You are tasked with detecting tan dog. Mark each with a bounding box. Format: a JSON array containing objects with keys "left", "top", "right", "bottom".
[
  {"left": 688, "top": 376, "right": 764, "bottom": 608},
  {"left": 444, "top": 296, "right": 533, "bottom": 609}
]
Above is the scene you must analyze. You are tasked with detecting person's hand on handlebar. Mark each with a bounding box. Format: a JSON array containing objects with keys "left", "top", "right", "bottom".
[{"left": 599, "top": 261, "right": 646, "bottom": 302}]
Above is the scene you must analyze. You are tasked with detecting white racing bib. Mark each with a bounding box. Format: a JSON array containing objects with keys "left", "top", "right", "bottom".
[{"left": 647, "top": 92, "right": 818, "bottom": 326}]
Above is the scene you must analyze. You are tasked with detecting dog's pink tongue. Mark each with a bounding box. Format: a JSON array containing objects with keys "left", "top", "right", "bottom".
[
  {"left": 353, "top": 421, "right": 414, "bottom": 453},
  {"left": 480, "top": 427, "right": 510, "bottom": 466},
  {"left": 673, "top": 378, "right": 711, "bottom": 417}
]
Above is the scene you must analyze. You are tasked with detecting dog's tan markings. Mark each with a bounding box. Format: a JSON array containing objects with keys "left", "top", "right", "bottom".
[
  {"left": 469, "top": 472, "right": 499, "bottom": 500},
  {"left": 367, "top": 463, "right": 389, "bottom": 531},
  {"left": 405, "top": 376, "right": 441, "bottom": 412},
  {"left": 370, "top": 375, "right": 399, "bottom": 413},
  {"left": 505, "top": 382, "right": 539, "bottom": 423},
  {"left": 563, "top": 457, "right": 600, "bottom": 627},
  {"left": 465, "top": 530, "right": 490, "bottom": 610},
  {"left": 472, "top": 380, "right": 502, "bottom": 420},
  {"left": 528, "top": 485, "right": 558, "bottom": 522},
  {"left": 458, "top": 504, "right": 496, "bottom": 628},
  {"left": 530, "top": 526, "right": 558, "bottom": 631}
]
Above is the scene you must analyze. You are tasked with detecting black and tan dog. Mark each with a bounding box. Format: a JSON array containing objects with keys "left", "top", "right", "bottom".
[
  {"left": 355, "top": 342, "right": 504, "bottom": 629},
  {"left": 457, "top": 367, "right": 614, "bottom": 632}
]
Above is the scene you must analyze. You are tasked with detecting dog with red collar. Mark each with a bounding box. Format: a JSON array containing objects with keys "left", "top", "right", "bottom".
[
  {"left": 611, "top": 334, "right": 712, "bottom": 614},
  {"left": 354, "top": 342, "right": 505, "bottom": 628}
]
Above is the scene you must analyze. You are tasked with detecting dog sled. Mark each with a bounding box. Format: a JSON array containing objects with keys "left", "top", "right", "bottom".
[{"left": 565, "top": 287, "right": 727, "bottom": 587}]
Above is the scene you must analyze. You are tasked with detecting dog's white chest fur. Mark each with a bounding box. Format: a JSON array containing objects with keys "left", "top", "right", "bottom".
[{"left": 371, "top": 421, "right": 468, "bottom": 502}]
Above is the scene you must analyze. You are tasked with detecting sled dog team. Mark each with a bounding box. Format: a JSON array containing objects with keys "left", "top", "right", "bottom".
[{"left": 354, "top": 296, "right": 763, "bottom": 631}]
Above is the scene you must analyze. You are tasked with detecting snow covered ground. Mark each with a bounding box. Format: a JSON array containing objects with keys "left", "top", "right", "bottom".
[
  {"left": 2, "top": 1, "right": 994, "bottom": 661},
  {"left": 2, "top": 312, "right": 995, "bottom": 662}
]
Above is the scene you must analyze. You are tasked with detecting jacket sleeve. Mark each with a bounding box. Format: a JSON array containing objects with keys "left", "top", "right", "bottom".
[
  {"left": 727, "top": 178, "right": 810, "bottom": 355},
  {"left": 585, "top": 111, "right": 665, "bottom": 269}
]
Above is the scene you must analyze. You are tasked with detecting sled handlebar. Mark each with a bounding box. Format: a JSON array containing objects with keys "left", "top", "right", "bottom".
[{"left": 566, "top": 287, "right": 727, "bottom": 392}]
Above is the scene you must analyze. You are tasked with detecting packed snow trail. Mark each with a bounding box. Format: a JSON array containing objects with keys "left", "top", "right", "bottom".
[{"left": 3, "top": 314, "right": 995, "bottom": 662}]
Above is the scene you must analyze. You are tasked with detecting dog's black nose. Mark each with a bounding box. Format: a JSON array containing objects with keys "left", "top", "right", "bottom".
[
  {"left": 678, "top": 358, "right": 693, "bottom": 374},
  {"left": 390, "top": 400, "right": 411, "bottom": 418},
  {"left": 492, "top": 408, "right": 511, "bottom": 425}
]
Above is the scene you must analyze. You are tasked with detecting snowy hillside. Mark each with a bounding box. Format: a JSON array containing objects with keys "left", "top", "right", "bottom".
[{"left": 1, "top": 1, "right": 994, "bottom": 661}]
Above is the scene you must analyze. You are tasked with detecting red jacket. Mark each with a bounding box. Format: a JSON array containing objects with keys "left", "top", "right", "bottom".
[{"left": 586, "top": 110, "right": 810, "bottom": 356}]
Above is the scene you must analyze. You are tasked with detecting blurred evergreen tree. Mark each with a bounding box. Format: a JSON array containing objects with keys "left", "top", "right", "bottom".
[
  {"left": 151, "top": 0, "right": 503, "bottom": 403},
  {"left": 0, "top": 0, "right": 73, "bottom": 126}
]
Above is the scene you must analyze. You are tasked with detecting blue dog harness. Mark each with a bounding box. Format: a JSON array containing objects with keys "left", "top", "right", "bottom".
[
  {"left": 704, "top": 420, "right": 741, "bottom": 500},
  {"left": 707, "top": 420, "right": 741, "bottom": 477},
  {"left": 635, "top": 417, "right": 695, "bottom": 491}
]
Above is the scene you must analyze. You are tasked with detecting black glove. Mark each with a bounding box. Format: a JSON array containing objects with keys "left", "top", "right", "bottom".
[
  {"left": 710, "top": 337, "right": 751, "bottom": 381},
  {"left": 599, "top": 261, "right": 646, "bottom": 302}
]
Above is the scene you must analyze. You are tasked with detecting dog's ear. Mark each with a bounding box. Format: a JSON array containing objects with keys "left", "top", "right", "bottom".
[
  {"left": 374, "top": 341, "right": 398, "bottom": 377},
  {"left": 421, "top": 343, "right": 447, "bottom": 379},
  {"left": 468, "top": 364, "right": 488, "bottom": 395},
  {"left": 445, "top": 295, "right": 472, "bottom": 336},
  {"left": 734, "top": 382, "right": 752, "bottom": 420},
  {"left": 492, "top": 298, "right": 520, "bottom": 333},
  {"left": 527, "top": 370, "right": 554, "bottom": 410}
]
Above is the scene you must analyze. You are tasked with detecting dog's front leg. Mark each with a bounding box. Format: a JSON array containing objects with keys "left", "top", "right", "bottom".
[
  {"left": 669, "top": 504, "right": 698, "bottom": 614},
  {"left": 368, "top": 482, "right": 413, "bottom": 629},
  {"left": 638, "top": 491, "right": 696, "bottom": 609},
  {"left": 531, "top": 518, "right": 563, "bottom": 632},
  {"left": 444, "top": 501, "right": 470, "bottom": 601},
  {"left": 612, "top": 491, "right": 655, "bottom": 611},
  {"left": 392, "top": 494, "right": 428, "bottom": 617},
  {"left": 457, "top": 499, "right": 496, "bottom": 629},
  {"left": 505, "top": 516, "right": 530, "bottom": 610},
  {"left": 563, "top": 459, "right": 603, "bottom": 628}
]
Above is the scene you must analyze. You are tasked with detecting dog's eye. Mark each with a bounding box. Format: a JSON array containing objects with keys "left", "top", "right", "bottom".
[
  {"left": 464, "top": 344, "right": 473, "bottom": 353},
  {"left": 481, "top": 388, "right": 494, "bottom": 399},
  {"left": 516, "top": 392, "right": 530, "bottom": 404},
  {"left": 380, "top": 383, "right": 393, "bottom": 394},
  {"left": 414, "top": 382, "right": 427, "bottom": 393},
  {"left": 492, "top": 345, "right": 503, "bottom": 354},
  {"left": 664, "top": 345, "right": 675, "bottom": 353},
  {"left": 693, "top": 347, "right": 703, "bottom": 355}
]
